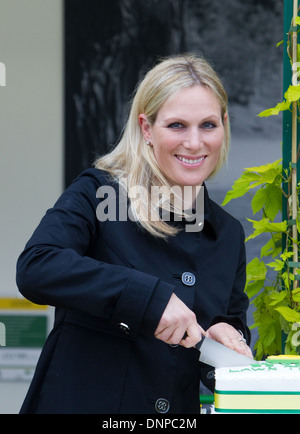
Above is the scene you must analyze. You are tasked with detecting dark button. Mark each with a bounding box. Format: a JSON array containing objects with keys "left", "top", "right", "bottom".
[
  {"left": 155, "top": 398, "right": 170, "bottom": 414},
  {"left": 181, "top": 272, "right": 196, "bottom": 286},
  {"left": 207, "top": 370, "right": 215, "bottom": 379},
  {"left": 117, "top": 322, "right": 131, "bottom": 334}
]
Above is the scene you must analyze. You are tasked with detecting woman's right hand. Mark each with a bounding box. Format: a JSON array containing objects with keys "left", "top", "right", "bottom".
[{"left": 154, "top": 293, "right": 206, "bottom": 348}]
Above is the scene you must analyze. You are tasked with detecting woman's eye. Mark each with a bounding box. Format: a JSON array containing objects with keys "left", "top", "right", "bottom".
[
  {"left": 168, "top": 122, "right": 184, "bottom": 129},
  {"left": 202, "top": 121, "right": 216, "bottom": 129}
]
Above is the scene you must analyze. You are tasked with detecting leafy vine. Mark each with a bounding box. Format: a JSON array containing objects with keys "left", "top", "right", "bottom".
[{"left": 223, "top": 11, "right": 300, "bottom": 359}]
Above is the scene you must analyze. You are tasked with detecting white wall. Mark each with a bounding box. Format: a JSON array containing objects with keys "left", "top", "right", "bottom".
[{"left": 0, "top": 0, "right": 63, "bottom": 413}]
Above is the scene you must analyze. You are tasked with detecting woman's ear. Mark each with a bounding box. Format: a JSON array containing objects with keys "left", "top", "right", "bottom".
[{"left": 138, "top": 114, "right": 152, "bottom": 144}]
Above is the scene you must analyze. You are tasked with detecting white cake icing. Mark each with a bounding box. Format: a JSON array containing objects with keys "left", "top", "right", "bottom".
[
  {"left": 214, "top": 359, "right": 300, "bottom": 413},
  {"left": 215, "top": 362, "right": 300, "bottom": 392}
]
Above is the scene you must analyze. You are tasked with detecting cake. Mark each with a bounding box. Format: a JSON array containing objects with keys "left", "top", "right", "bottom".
[{"left": 213, "top": 356, "right": 300, "bottom": 414}]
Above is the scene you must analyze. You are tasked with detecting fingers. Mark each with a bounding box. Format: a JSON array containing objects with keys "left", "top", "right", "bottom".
[
  {"left": 219, "top": 336, "right": 252, "bottom": 357},
  {"left": 155, "top": 318, "right": 202, "bottom": 346},
  {"left": 154, "top": 294, "right": 205, "bottom": 348},
  {"left": 155, "top": 322, "right": 204, "bottom": 348},
  {"left": 180, "top": 323, "right": 206, "bottom": 348},
  {"left": 232, "top": 338, "right": 253, "bottom": 358},
  {"left": 206, "top": 322, "right": 253, "bottom": 358}
]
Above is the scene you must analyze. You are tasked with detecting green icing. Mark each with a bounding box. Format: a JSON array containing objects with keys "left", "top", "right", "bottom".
[
  {"left": 265, "top": 359, "right": 300, "bottom": 366},
  {"left": 229, "top": 360, "right": 300, "bottom": 373}
]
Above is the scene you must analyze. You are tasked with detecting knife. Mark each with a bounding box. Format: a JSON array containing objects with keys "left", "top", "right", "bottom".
[{"left": 195, "top": 336, "right": 254, "bottom": 368}]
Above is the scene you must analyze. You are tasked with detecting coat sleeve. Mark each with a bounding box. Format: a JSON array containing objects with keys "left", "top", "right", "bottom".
[
  {"left": 16, "top": 171, "right": 175, "bottom": 338},
  {"left": 209, "top": 223, "right": 251, "bottom": 345},
  {"left": 200, "top": 223, "right": 250, "bottom": 393}
]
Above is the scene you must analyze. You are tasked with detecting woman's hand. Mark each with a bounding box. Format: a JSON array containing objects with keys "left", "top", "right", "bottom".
[
  {"left": 206, "top": 322, "right": 253, "bottom": 358},
  {"left": 154, "top": 293, "right": 206, "bottom": 348}
]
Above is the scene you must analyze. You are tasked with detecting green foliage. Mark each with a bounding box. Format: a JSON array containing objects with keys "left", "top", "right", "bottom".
[
  {"left": 223, "top": 154, "right": 300, "bottom": 358},
  {"left": 223, "top": 16, "right": 300, "bottom": 360}
]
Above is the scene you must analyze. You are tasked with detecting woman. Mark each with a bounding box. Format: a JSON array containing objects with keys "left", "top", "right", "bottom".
[{"left": 17, "top": 54, "right": 252, "bottom": 414}]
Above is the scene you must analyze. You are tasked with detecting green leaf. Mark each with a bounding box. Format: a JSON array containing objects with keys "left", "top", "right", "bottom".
[
  {"left": 275, "top": 306, "right": 300, "bottom": 323},
  {"left": 246, "top": 257, "right": 267, "bottom": 282},
  {"left": 261, "top": 327, "right": 277, "bottom": 349},
  {"left": 281, "top": 271, "right": 294, "bottom": 290},
  {"left": 245, "top": 280, "right": 265, "bottom": 299},
  {"left": 268, "top": 290, "right": 288, "bottom": 306},
  {"left": 260, "top": 234, "right": 282, "bottom": 258},
  {"left": 297, "top": 216, "right": 300, "bottom": 234},
  {"left": 246, "top": 218, "right": 288, "bottom": 241},
  {"left": 245, "top": 159, "right": 282, "bottom": 176},
  {"left": 222, "top": 184, "right": 248, "bottom": 205},
  {"left": 295, "top": 17, "right": 300, "bottom": 25},
  {"left": 222, "top": 160, "right": 282, "bottom": 206},
  {"left": 250, "top": 290, "right": 284, "bottom": 359},
  {"left": 245, "top": 258, "right": 267, "bottom": 298},
  {"left": 264, "top": 184, "right": 282, "bottom": 220},
  {"left": 292, "top": 290, "right": 300, "bottom": 303},
  {"left": 254, "top": 315, "right": 279, "bottom": 351},
  {"left": 244, "top": 160, "right": 282, "bottom": 189},
  {"left": 284, "top": 84, "right": 300, "bottom": 102},
  {"left": 258, "top": 100, "right": 291, "bottom": 117},
  {"left": 251, "top": 183, "right": 282, "bottom": 220},
  {"left": 267, "top": 259, "right": 285, "bottom": 272},
  {"left": 251, "top": 188, "right": 266, "bottom": 215},
  {"left": 222, "top": 173, "right": 258, "bottom": 205},
  {"left": 280, "top": 250, "right": 294, "bottom": 261}
]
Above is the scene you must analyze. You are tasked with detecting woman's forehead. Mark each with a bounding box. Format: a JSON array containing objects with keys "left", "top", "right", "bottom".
[{"left": 156, "top": 86, "right": 222, "bottom": 119}]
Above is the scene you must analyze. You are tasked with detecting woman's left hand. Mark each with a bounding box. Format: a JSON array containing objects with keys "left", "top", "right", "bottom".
[{"left": 206, "top": 322, "right": 253, "bottom": 359}]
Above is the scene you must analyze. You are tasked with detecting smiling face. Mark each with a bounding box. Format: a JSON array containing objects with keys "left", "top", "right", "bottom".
[{"left": 139, "top": 85, "right": 227, "bottom": 188}]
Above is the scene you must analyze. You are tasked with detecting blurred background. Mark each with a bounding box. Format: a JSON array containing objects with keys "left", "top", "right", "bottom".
[{"left": 0, "top": 0, "right": 283, "bottom": 413}]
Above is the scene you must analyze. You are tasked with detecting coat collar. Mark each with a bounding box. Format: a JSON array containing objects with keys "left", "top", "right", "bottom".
[
  {"left": 202, "top": 183, "right": 219, "bottom": 239},
  {"left": 170, "top": 183, "right": 219, "bottom": 239}
]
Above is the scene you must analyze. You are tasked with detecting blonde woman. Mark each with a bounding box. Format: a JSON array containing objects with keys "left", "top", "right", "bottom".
[{"left": 17, "top": 54, "right": 252, "bottom": 414}]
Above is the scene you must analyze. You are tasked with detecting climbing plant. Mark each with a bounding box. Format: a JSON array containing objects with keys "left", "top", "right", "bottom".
[{"left": 223, "top": 9, "right": 300, "bottom": 360}]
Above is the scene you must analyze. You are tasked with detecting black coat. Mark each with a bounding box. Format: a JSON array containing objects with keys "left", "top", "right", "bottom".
[{"left": 16, "top": 169, "right": 250, "bottom": 414}]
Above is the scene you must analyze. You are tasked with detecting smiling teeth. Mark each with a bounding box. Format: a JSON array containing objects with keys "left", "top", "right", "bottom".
[{"left": 177, "top": 156, "right": 205, "bottom": 164}]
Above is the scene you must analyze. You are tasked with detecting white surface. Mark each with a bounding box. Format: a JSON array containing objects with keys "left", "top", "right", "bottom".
[{"left": 215, "top": 363, "right": 300, "bottom": 392}]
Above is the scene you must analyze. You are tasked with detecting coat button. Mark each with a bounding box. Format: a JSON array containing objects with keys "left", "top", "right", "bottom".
[
  {"left": 117, "top": 322, "right": 131, "bottom": 334},
  {"left": 181, "top": 272, "right": 196, "bottom": 286},
  {"left": 155, "top": 398, "right": 170, "bottom": 413}
]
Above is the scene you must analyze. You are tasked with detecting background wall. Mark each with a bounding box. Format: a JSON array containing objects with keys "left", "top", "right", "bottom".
[
  {"left": 0, "top": 0, "right": 63, "bottom": 413},
  {"left": 0, "top": 0, "right": 284, "bottom": 413},
  {"left": 65, "top": 0, "right": 283, "bottom": 186}
]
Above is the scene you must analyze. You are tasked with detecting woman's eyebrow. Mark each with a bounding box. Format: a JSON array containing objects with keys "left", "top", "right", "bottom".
[{"left": 163, "top": 113, "right": 222, "bottom": 123}]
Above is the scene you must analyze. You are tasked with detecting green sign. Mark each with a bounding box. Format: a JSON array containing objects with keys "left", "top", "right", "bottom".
[{"left": 0, "top": 315, "right": 47, "bottom": 348}]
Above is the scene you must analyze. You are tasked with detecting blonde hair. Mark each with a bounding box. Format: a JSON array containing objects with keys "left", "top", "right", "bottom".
[{"left": 95, "top": 53, "right": 230, "bottom": 238}]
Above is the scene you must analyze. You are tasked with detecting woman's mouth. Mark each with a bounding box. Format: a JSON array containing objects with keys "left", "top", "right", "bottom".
[{"left": 175, "top": 155, "right": 206, "bottom": 167}]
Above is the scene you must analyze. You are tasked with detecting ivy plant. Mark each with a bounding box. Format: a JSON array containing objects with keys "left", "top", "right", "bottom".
[{"left": 222, "top": 13, "right": 300, "bottom": 360}]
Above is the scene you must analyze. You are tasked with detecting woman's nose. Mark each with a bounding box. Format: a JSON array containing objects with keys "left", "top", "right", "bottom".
[{"left": 182, "top": 129, "right": 203, "bottom": 151}]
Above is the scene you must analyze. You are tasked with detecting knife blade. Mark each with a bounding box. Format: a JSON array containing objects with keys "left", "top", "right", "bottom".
[{"left": 195, "top": 336, "right": 254, "bottom": 368}]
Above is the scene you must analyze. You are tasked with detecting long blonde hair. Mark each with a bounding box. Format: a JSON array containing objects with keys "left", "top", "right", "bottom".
[{"left": 95, "top": 54, "right": 230, "bottom": 238}]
